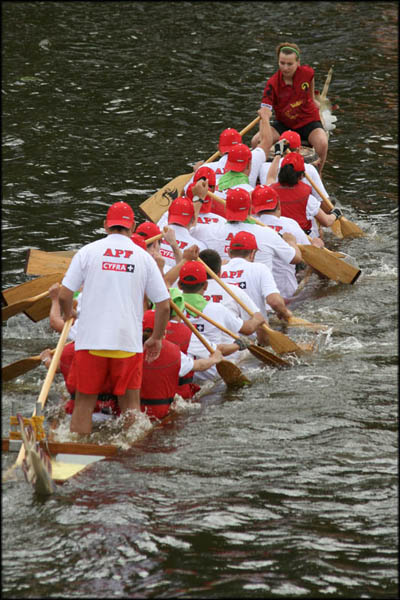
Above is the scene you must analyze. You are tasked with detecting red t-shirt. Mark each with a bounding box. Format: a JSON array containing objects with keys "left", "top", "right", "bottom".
[
  {"left": 270, "top": 181, "right": 313, "bottom": 232},
  {"left": 261, "top": 64, "right": 320, "bottom": 129}
]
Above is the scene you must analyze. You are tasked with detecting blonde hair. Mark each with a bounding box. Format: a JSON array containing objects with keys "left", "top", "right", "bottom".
[{"left": 276, "top": 42, "right": 301, "bottom": 61}]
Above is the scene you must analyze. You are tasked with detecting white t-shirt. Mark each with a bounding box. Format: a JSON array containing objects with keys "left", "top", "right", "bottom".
[
  {"left": 62, "top": 233, "right": 169, "bottom": 352},
  {"left": 159, "top": 224, "right": 207, "bottom": 273},
  {"left": 184, "top": 300, "right": 244, "bottom": 346},
  {"left": 179, "top": 351, "right": 194, "bottom": 377},
  {"left": 203, "top": 278, "right": 261, "bottom": 321},
  {"left": 220, "top": 257, "right": 280, "bottom": 319},
  {"left": 191, "top": 220, "right": 295, "bottom": 272},
  {"left": 255, "top": 214, "right": 310, "bottom": 299}
]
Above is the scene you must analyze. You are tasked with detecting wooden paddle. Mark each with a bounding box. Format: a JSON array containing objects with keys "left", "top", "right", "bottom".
[
  {"left": 2, "top": 315, "right": 74, "bottom": 483},
  {"left": 170, "top": 299, "right": 251, "bottom": 388},
  {"left": 183, "top": 301, "right": 290, "bottom": 369},
  {"left": 303, "top": 172, "right": 365, "bottom": 238},
  {"left": 2, "top": 272, "right": 65, "bottom": 323},
  {"left": 207, "top": 190, "right": 361, "bottom": 285},
  {"left": 197, "top": 258, "right": 305, "bottom": 355},
  {"left": 2, "top": 290, "right": 50, "bottom": 322},
  {"left": 2, "top": 349, "right": 57, "bottom": 382},
  {"left": 139, "top": 116, "right": 261, "bottom": 223},
  {"left": 25, "top": 250, "right": 74, "bottom": 276},
  {"left": 271, "top": 315, "right": 329, "bottom": 331}
]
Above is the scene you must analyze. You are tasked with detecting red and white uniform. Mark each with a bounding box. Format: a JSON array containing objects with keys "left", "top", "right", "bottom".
[
  {"left": 221, "top": 257, "right": 280, "bottom": 319},
  {"left": 269, "top": 181, "right": 321, "bottom": 233},
  {"left": 62, "top": 233, "right": 169, "bottom": 352},
  {"left": 256, "top": 214, "right": 310, "bottom": 299},
  {"left": 259, "top": 159, "right": 328, "bottom": 237},
  {"left": 159, "top": 224, "right": 206, "bottom": 273},
  {"left": 261, "top": 65, "right": 320, "bottom": 129},
  {"left": 203, "top": 278, "right": 261, "bottom": 322},
  {"left": 191, "top": 221, "right": 295, "bottom": 272}
]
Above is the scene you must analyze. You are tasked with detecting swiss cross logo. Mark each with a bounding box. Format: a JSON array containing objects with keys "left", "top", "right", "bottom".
[
  {"left": 103, "top": 248, "right": 134, "bottom": 258},
  {"left": 194, "top": 323, "right": 205, "bottom": 332},
  {"left": 102, "top": 262, "right": 135, "bottom": 273}
]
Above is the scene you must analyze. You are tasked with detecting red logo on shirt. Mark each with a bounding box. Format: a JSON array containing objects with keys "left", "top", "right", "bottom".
[
  {"left": 103, "top": 248, "right": 133, "bottom": 258},
  {"left": 204, "top": 294, "right": 223, "bottom": 303},
  {"left": 221, "top": 270, "right": 244, "bottom": 279}
]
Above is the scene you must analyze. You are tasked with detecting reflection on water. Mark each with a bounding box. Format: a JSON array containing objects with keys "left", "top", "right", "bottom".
[{"left": 1, "top": 1, "right": 398, "bottom": 598}]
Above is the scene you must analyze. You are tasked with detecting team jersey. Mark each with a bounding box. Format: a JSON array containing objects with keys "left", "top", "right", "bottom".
[
  {"left": 259, "top": 159, "right": 328, "bottom": 203},
  {"left": 220, "top": 257, "right": 280, "bottom": 319},
  {"left": 261, "top": 64, "right": 320, "bottom": 129},
  {"left": 269, "top": 181, "right": 320, "bottom": 233},
  {"left": 256, "top": 214, "right": 310, "bottom": 299},
  {"left": 191, "top": 220, "right": 295, "bottom": 271},
  {"left": 203, "top": 278, "right": 261, "bottom": 321},
  {"left": 159, "top": 224, "right": 207, "bottom": 273},
  {"left": 62, "top": 233, "right": 169, "bottom": 352},
  {"left": 184, "top": 299, "right": 243, "bottom": 346}
]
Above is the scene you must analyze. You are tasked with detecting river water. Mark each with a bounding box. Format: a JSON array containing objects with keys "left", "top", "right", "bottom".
[{"left": 1, "top": 2, "right": 398, "bottom": 598}]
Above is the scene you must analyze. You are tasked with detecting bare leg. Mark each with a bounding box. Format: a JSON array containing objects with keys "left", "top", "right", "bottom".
[
  {"left": 308, "top": 128, "right": 328, "bottom": 173},
  {"left": 118, "top": 388, "right": 140, "bottom": 429},
  {"left": 70, "top": 392, "right": 98, "bottom": 435},
  {"left": 251, "top": 127, "right": 280, "bottom": 150}
]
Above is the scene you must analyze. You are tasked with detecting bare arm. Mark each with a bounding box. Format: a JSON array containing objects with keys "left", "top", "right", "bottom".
[
  {"left": 281, "top": 232, "right": 302, "bottom": 264},
  {"left": 257, "top": 106, "right": 273, "bottom": 157},
  {"left": 58, "top": 285, "right": 74, "bottom": 321},
  {"left": 315, "top": 208, "right": 336, "bottom": 227},
  {"left": 239, "top": 312, "right": 266, "bottom": 336},
  {"left": 48, "top": 283, "right": 65, "bottom": 333},
  {"left": 143, "top": 298, "right": 170, "bottom": 363},
  {"left": 192, "top": 349, "right": 223, "bottom": 371},
  {"left": 266, "top": 292, "right": 293, "bottom": 322},
  {"left": 162, "top": 226, "right": 182, "bottom": 264},
  {"left": 266, "top": 155, "right": 281, "bottom": 186},
  {"left": 163, "top": 244, "right": 200, "bottom": 288}
]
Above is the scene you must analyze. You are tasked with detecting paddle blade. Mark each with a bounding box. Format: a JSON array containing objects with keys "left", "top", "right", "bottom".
[
  {"left": 2, "top": 272, "right": 64, "bottom": 307},
  {"left": 330, "top": 219, "right": 344, "bottom": 238},
  {"left": 286, "top": 316, "right": 329, "bottom": 331},
  {"left": 139, "top": 172, "right": 193, "bottom": 223},
  {"left": 25, "top": 249, "right": 72, "bottom": 276},
  {"left": 216, "top": 360, "right": 251, "bottom": 388},
  {"left": 248, "top": 345, "right": 290, "bottom": 368},
  {"left": 2, "top": 356, "right": 42, "bottom": 382},
  {"left": 298, "top": 245, "right": 361, "bottom": 285},
  {"left": 263, "top": 325, "right": 305, "bottom": 356},
  {"left": 23, "top": 297, "right": 53, "bottom": 323},
  {"left": 339, "top": 217, "right": 365, "bottom": 238}
]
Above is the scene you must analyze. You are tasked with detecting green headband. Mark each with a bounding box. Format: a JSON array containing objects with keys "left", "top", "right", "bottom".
[{"left": 280, "top": 46, "right": 300, "bottom": 58}]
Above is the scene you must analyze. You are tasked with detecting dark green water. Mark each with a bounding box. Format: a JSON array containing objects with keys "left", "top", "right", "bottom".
[{"left": 2, "top": 2, "right": 398, "bottom": 598}]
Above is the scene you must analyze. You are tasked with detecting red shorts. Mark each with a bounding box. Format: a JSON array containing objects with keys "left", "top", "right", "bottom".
[{"left": 68, "top": 350, "right": 143, "bottom": 396}]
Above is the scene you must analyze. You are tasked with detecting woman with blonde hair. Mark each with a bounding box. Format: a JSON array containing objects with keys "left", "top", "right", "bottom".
[{"left": 252, "top": 42, "right": 328, "bottom": 173}]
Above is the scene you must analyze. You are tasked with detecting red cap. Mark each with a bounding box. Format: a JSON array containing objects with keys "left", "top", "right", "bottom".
[
  {"left": 281, "top": 152, "right": 305, "bottom": 173},
  {"left": 225, "top": 187, "right": 251, "bottom": 221},
  {"left": 251, "top": 185, "right": 279, "bottom": 213},
  {"left": 106, "top": 202, "right": 135, "bottom": 228},
  {"left": 143, "top": 309, "right": 156, "bottom": 330},
  {"left": 193, "top": 166, "right": 216, "bottom": 188},
  {"left": 279, "top": 130, "right": 301, "bottom": 150},
  {"left": 229, "top": 231, "right": 258, "bottom": 251},
  {"left": 224, "top": 143, "right": 252, "bottom": 173},
  {"left": 136, "top": 221, "right": 161, "bottom": 240},
  {"left": 219, "top": 128, "right": 242, "bottom": 154},
  {"left": 168, "top": 197, "right": 195, "bottom": 226},
  {"left": 179, "top": 261, "right": 207, "bottom": 285},
  {"left": 130, "top": 233, "right": 147, "bottom": 250}
]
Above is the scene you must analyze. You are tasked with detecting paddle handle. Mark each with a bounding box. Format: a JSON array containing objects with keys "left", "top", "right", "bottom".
[
  {"left": 170, "top": 299, "right": 214, "bottom": 354},
  {"left": 303, "top": 171, "right": 333, "bottom": 212},
  {"left": 320, "top": 66, "right": 333, "bottom": 101},
  {"left": 37, "top": 315, "right": 74, "bottom": 409},
  {"left": 203, "top": 116, "right": 262, "bottom": 165},
  {"left": 184, "top": 301, "right": 240, "bottom": 341},
  {"left": 145, "top": 233, "right": 163, "bottom": 245}
]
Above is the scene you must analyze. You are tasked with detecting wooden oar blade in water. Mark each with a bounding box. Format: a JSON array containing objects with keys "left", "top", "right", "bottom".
[
  {"left": 298, "top": 244, "right": 361, "bottom": 285},
  {"left": 25, "top": 249, "right": 73, "bottom": 276},
  {"left": 215, "top": 360, "right": 251, "bottom": 388},
  {"left": 338, "top": 216, "right": 365, "bottom": 238},
  {"left": 247, "top": 344, "right": 290, "bottom": 368}
]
